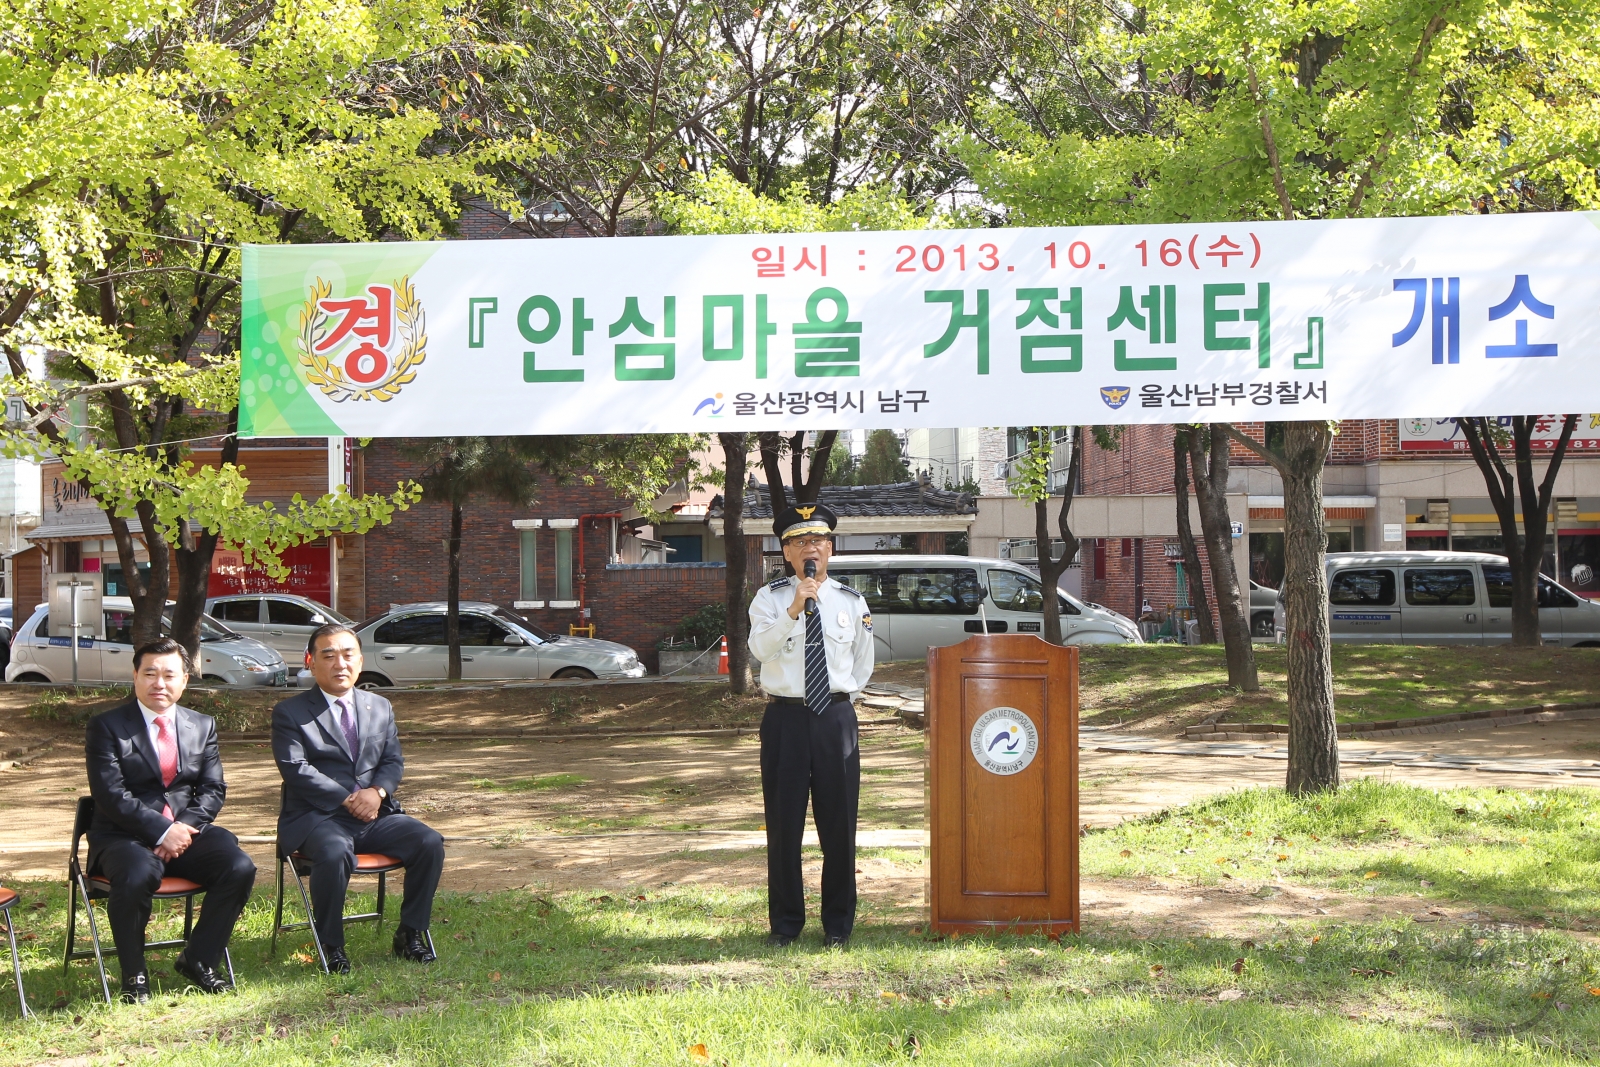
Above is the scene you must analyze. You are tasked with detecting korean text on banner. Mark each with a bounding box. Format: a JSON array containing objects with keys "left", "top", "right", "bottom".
[{"left": 238, "top": 213, "right": 1600, "bottom": 437}]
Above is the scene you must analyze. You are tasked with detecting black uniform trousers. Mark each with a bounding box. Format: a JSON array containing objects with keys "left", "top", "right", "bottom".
[
  {"left": 92, "top": 825, "right": 256, "bottom": 975},
  {"left": 760, "top": 696, "right": 860, "bottom": 940},
  {"left": 298, "top": 811, "right": 444, "bottom": 948}
]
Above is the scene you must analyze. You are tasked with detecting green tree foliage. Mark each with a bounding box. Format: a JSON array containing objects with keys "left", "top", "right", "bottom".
[
  {"left": 955, "top": 0, "right": 1600, "bottom": 793},
  {"left": 825, "top": 438, "right": 857, "bottom": 486},
  {"left": 0, "top": 0, "right": 534, "bottom": 651},
  {"left": 432, "top": 0, "right": 1021, "bottom": 236},
  {"left": 857, "top": 429, "right": 907, "bottom": 486}
]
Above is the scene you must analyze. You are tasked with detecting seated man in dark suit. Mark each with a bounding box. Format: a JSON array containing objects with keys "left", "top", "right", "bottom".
[
  {"left": 272, "top": 623, "right": 444, "bottom": 974},
  {"left": 85, "top": 637, "right": 257, "bottom": 1002}
]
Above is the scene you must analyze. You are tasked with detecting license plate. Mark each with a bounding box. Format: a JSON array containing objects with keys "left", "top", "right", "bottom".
[{"left": 273, "top": 670, "right": 288, "bottom": 686}]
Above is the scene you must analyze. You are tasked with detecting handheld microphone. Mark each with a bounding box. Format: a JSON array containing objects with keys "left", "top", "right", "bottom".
[{"left": 804, "top": 559, "right": 817, "bottom": 614}]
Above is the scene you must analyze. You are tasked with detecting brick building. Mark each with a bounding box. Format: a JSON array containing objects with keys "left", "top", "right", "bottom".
[{"left": 350, "top": 439, "right": 723, "bottom": 672}]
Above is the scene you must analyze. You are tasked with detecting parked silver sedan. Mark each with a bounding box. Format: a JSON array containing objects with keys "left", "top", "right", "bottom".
[
  {"left": 339, "top": 602, "right": 645, "bottom": 688},
  {"left": 6, "top": 598, "right": 289, "bottom": 686}
]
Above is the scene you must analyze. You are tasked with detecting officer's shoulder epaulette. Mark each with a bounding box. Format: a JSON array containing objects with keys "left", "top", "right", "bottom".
[
  {"left": 767, "top": 576, "right": 792, "bottom": 590},
  {"left": 835, "top": 583, "right": 863, "bottom": 598}
]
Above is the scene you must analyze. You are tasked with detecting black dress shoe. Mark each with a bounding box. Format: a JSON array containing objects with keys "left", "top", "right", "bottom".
[
  {"left": 322, "top": 944, "right": 352, "bottom": 975},
  {"left": 118, "top": 970, "right": 151, "bottom": 1004},
  {"left": 392, "top": 926, "right": 436, "bottom": 963},
  {"left": 174, "top": 952, "right": 231, "bottom": 994},
  {"left": 764, "top": 933, "right": 795, "bottom": 948},
  {"left": 824, "top": 934, "right": 851, "bottom": 950}
]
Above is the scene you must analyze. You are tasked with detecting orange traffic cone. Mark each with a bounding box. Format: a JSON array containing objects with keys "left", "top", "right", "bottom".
[{"left": 718, "top": 635, "right": 729, "bottom": 674}]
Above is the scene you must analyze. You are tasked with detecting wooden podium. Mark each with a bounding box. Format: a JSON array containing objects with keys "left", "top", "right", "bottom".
[{"left": 926, "top": 634, "right": 1079, "bottom": 935}]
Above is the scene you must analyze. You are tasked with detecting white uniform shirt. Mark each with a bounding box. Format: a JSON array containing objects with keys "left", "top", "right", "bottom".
[{"left": 748, "top": 574, "right": 874, "bottom": 698}]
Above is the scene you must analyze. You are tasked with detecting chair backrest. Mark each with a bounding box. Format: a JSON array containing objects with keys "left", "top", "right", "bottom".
[{"left": 69, "top": 795, "right": 94, "bottom": 873}]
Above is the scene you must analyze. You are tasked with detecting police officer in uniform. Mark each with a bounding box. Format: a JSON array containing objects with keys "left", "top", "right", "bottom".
[{"left": 747, "top": 503, "right": 873, "bottom": 948}]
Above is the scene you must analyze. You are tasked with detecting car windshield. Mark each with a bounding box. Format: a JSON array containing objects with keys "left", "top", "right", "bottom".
[
  {"left": 162, "top": 613, "right": 239, "bottom": 642},
  {"left": 494, "top": 608, "right": 555, "bottom": 643}
]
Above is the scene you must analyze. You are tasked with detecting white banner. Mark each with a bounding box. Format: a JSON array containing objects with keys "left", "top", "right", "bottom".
[{"left": 240, "top": 213, "right": 1600, "bottom": 437}]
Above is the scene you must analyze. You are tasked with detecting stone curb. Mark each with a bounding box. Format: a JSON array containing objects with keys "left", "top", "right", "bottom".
[{"left": 1185, "top": 702, "right": 1600, "bottom": 741}]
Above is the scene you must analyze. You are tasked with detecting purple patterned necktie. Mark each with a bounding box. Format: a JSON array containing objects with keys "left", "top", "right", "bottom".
[{"left": 337, "top": 698, "right": 360, "bottom": 763}]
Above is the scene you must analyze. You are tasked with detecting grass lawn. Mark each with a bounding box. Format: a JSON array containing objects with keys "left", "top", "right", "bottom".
[
  {"left": 1081, "top": 643, "right": 1600, "bottom": 728},
  {"left": 7, "top": 781, "right": 1600, "bottom": 1065}
]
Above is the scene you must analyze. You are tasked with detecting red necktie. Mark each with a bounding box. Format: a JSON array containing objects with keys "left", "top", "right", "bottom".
[{"left": 155, "top": 715, "right": 177, "bottom": 820}]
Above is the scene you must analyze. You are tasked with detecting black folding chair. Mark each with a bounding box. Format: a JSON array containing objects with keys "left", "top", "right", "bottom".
[
  {"left": 64, "top": 797, "right": 235, "bottom": 1003},
  {"left": 272, "top": 848, "right": 433, "bottom": 972},
  {"left": 0, "top": 885, "right": 29, "bottom": 1017}
]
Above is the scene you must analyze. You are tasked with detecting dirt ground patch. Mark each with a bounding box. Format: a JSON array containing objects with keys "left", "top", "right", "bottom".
[{"left": 8, "top": 704, "right": 1600, "bottom": 939}]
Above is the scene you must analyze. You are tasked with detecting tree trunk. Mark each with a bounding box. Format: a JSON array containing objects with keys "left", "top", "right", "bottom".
[
  {"left": 128, "top": 502, "right": 172, "bottom": 649},
  {"left": 719, "top": 432, "right": 753, "bottom": 694},
  {"left": 1459, "top": 415, "right": 1578, "bottom": 647},
  {"left": 1035, "top": 428, "right": 1082, "bottom": 646},
  {"left": 1187, "top": 427, "right": 1257, "bottom": 689},
  {"left": 1173, "top": 428, "right": 1216, "bottom": 644},
  {"left": 170, "top": 414, "right": 240, "bottom": 662},
  {"left": 446, "top": 501, "right": 463, "bottom": 681},
  {"left": 1280, "top": 422, "right": 1338, "bottom": 795}
]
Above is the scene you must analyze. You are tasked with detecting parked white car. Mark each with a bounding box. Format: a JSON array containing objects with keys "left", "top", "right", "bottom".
[
  {"left": 6, "top": 598, "right": 290, "bottom": 686},
  {"left": 341, "top": 602, "right": 645, "bottom": 688},
  {"left": 824, "top": 555, "right": 1142, "bottom": 662},
  {"left": 204, "top": 593, "right": 352, "bottom": 657},
  {"left": 1272, "top": 551, "right": 1600, "bottom": 646}
]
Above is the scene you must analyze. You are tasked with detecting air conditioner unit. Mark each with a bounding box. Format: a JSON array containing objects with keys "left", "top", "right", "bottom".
[
  {"left": 1557, "top": 498, "right": 1579, "bottom": 523},
  {"left": 1426, "top": 499, "right": 1450, "bottom": 525}
]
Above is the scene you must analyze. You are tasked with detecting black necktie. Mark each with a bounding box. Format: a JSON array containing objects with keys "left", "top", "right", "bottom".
[{"left": 804, "top": 603, "right": 830, "bottom": 716}]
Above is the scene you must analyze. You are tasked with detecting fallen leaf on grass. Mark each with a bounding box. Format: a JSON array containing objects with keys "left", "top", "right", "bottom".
[
  {"left": 1363, "top": 871, "right": 1380, "bottom": 880},
  {"left": 330, "top": 1035, "right": 341, "bottom": 1046},
  {"left": 1351, "top": 968, "right": 1396, "bottom": 977},
  {"left": 1533, "top": 992, "right": 1553, "bottom": 1000},
  {"left": 526, "top": 941, "right": 539, "bottom": 951},
  {"left": 1217, "top": 990, "right": 1244, "bottom": 1002},
  {"left": 1277, "top": 854, "right": 1288, "bottom": 862},
  {"left": 1585, "top": 986, "right": 1600, "bottom": 996},
  {"left": 1119, "top": 849, "right": 1132, "bottom": 858},
  {"left": 490, "top": 972, "right": 501, "bottom": 983},
  {"left": 1232, "top": 959, "right": 1246, "bottom": 975},
  {"left": 688, "top": 1044, "right": 711, "bottom": 1064},
  {"left": 1148, "top": 964, "right": 1164, "bottom": 976},
  {"left": 879, "top": 991, "right": 900, "bottom": 1000}
]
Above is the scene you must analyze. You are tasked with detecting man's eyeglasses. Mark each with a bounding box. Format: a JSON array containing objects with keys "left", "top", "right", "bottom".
[{"left": 788, "top": 537, "right": 832, "bottom": 550}]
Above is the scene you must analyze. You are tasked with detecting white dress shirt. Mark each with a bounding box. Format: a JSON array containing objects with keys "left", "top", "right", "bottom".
[
  {"left": 138, "top": 701, "right": 180, "bottom": 847},
  {"left": 747, "top": 574, "right": 875, "bottom": 698}
]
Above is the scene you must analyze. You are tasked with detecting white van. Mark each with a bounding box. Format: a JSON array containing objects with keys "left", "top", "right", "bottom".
[
  {"left": 6, "top": 598, "right": 291, "bottom": 685},
  {"left": 1272, "top": 551, "right": 1600, "bottom": 646},
  {"left": 823, "top": 555, "right": 1142, "bottom": 662}
]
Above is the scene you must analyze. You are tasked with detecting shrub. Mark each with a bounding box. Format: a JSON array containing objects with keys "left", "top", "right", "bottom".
[{"left": 660, "top": 602, "right": 727, "bottom": 650}]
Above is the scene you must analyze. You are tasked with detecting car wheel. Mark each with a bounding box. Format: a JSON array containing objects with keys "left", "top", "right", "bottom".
[
  {"left": 1251, "top": 613, "right": 1276, "bottom": 637},
  {"left": 551, "top": 666, "right": 596, "bottom": 680},
  {"left": 12, "top": 672, "right": 47, "bottom": 683},
  {"left": 356, "top": 672, "right": 390, "bottom": 690}
]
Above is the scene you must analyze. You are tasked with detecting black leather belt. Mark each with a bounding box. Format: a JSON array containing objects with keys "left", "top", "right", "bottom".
[{"left": 772, "top": 694, "right": 848, "bottom": 705}]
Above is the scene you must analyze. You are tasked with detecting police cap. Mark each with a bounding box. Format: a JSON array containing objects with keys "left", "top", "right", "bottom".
[{"left": 774, "top": 502, "right": 837, "bottom": 541}]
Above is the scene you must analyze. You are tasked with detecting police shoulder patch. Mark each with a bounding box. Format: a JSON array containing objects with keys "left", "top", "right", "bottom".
[
  {"left": 767, "top": 577, "right": 792, "bottom": 590},
  {"left": 836, "top": 583, "right": 862, "bottom": 598}
]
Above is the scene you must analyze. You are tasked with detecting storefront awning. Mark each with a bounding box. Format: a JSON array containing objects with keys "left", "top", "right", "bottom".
[
  {"left": 1246, "top": 496, "right": 1377, "bottom": 510},
  {"left": 25, "top": 516, "right": 143, "bottom": 543}
]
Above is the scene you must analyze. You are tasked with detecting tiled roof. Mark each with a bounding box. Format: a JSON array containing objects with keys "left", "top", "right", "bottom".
[{"left": 710, "top": 481, "right": 977, "bottom": 520}]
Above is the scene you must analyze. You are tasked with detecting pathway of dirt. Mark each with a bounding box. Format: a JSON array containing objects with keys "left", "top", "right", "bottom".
[{"left": 6, "top": 712, "right": 1600, "bottom": 938}]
